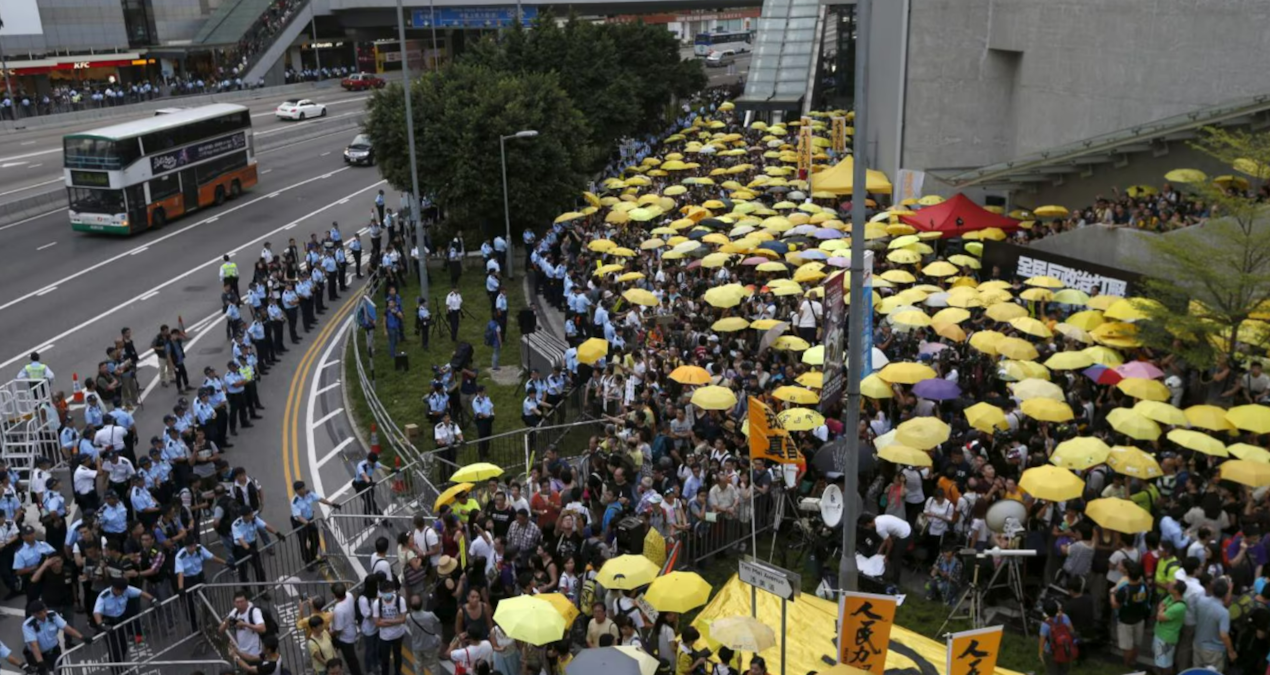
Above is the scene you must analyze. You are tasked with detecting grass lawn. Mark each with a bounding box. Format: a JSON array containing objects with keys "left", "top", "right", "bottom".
[
  {"left": 689, "top": 534, "right": 1124, "bottom": 675},
  {"left": 345, "top": 258, "right": 529, "bottom": 464}
]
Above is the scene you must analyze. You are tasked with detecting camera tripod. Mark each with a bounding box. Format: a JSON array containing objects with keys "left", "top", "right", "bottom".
[{"left": 938, "top": 549, "right": 1032, "bottom": 637}]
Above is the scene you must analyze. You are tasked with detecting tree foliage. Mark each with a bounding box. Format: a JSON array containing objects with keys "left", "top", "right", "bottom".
[
  {"left": 364, "top": 62, "right": 591, "bottom": 239},
  {"left": 363, "top": 17, "right": 706, "bottom": 240},
  {"left": 1137, "top": 127, "right": 1270, "bottom": 366}
]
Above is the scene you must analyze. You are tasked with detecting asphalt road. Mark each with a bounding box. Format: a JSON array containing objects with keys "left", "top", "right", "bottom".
[{"left": 0, "top": 91, "right": 371, "bottom": 208}]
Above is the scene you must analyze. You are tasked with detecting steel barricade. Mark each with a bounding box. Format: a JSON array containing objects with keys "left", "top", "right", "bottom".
[
  {"left": 678, "top": 491, "right": 779, "bottom": 567},
  {"left": 54, "top": 659, "right": 232, "bottom": 675},
  {"left": 322, "top": 512, "right": 419, "bottom": 566}
]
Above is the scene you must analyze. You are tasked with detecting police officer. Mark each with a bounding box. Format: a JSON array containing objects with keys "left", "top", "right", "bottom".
[
  {"left": 486, "top": 270, "right": 500, "bottom": 311},
  {"left": 41, "top": 478, "right": 65, "bottom": 519},
  {"left": 445, "top": 287, "right": 463, "bottom": 342},
  {"left": 267, "top": 296, "right": 289, "bottom": 355},
  {"left": 23, "top": 600, "right": 85, "bottom": 675},
  {"left": 223, "top": 282, "right": 243, "bottom": 341},
  {"left": 101, "top": 451, "right": 135, "bottom": 501},
  {"left": 128, "top": 475, "right": 160, "bottom": 529},
  {"left": 249, "top": 315, "right": 274, "bottom": 368},
  {"left": 522, "top": 387, "right": 544, "bottom": 427},
  {"left": 203, "top": 367, "right": 231, "bottom": 443},
  {"left": 224, "top": 361, "right": 251, "bottom": 435},
  {"left": 290, "top": 481, "right": 339, "bottom": 566},
  {"left": 93, "top": 578, "right": 153, "bottom": 666},
  {"left": 16, "top": 352, "right": 54, "bottom": 384},
  {"left": 297, "top": 273, "right": 316, "bottom": 332},
  {"left": 71, "top": 455, "right": 99, "bottom": 515},
  {"left": 13, "top": 526, "right": 55, "bottom": 603},
  {"left": 239, "top": 354, "right": 265, "bottom": 417},
  {"left": 426, "top": 382, "right": 448, "bottom": 428},
  {"left": 434, "top": 412, "right": 463, "bottom": 482},
  {"left": 175, "top": 538, "right": 225, "bottom": 629},
  {"left": 350, "top": 234, "right": 363, "bottom": 279},
  {"left": 282, "top": 282, "right": 302, "bottom": 343},
  {"left": 354, "top": 453, "right": 382, "bottom": 516},
  {"left": 368, "top": 220, "right": 383, "bottom": 270},
  {"left": 312, "top": 263, "right": 328, "bottom": 315},
  {"left": 323, "top": 250, "right": 340, "bottom": 302},
  {"left": 231, "top": 510, "right": 283, "bottom": 585},
  {"left": 220, "top": 254, "right": 240, "bottom": 298},
  {"left": 472, "top": 386, "right": 495, "bottom": 462},
  {"left": 98, "top": 491, "right": 129, "bottom": 549},
  {"left": 335, "top": 245, "right": 349, "bottom": 291},
  {"left": 416, "top": 298, "right": 432, "bottom": 350}
]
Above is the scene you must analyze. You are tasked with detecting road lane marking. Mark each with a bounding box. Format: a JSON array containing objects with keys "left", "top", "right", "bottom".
[
  {"left": 254, "top": 111, "right": 361, "bottom": 136},
  {"left": 36, "top": 286, "right": 57, "bottom": 296},
  {"left": 0, "top": 179, "right": 383, "bottom": 371},
  {"left": 262, "top": 169, "right": 273, "bottom": 174},
  {"left": 248, "top": 94, "right": 369, "bottom": 118},
  {"left": 0, "top": 168, "right": 358, "bottom": 315},
  {"left": 0, "top": 148, "right": 60, "bottom": 162},
  {"left": 317, "top": 437, "right": 355, "bottom": 469},
  {"left": 139, "top": 290, "right": 159, "bottom": 301},
  {"left": 315, "top": 380, "right": 341, "bottom": 396},
  {"left": 312, "top": 407, "right": 344, "bottom": 427},
  {"left": 0, "top": 177, "right": 63, "bottom": 198},
  {"left": 29, "top": 164, "right": 42, "bottom": 169},
  {"left": 321, "top": 152, "right": 331, "bottom": 157},
  {"left": 0, "top": 208, "right": 68, "bottom": 233},
  {"left": 319, "top": 359, "right": 340, "bottom": 369},
  {"left": 129, "top": 246, "right": 149, "bottom": 255},
  {"left": 36, "top": 242, "right": 57, "bottom": 251}
]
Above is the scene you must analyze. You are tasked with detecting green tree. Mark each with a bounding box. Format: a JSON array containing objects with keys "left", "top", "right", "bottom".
[
  {"left": 1137, "top": 128, "right": 1270, "bottom": 366},
  {"left": 363, "top": 62, "right": 592, "bottom": 241}
]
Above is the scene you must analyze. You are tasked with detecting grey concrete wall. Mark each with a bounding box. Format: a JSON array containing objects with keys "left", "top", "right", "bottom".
[
  {"left": 2, "top": 0, "right": 129, "bottom": 54},
  {"left": 153, "top": 0, "right": 212, "bottom": 43},
  {"left": 894, "top": 0, "right": 1270, "bottom": 176},
  {"left": 860, "top": 0, "right": 906, "bottom": 181}
]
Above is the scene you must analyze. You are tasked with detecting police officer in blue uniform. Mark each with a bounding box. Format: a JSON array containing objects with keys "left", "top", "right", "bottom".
[
  {"left": 93, "top": 578, "right": 153, "bottom": 668},
  {"left": 174, "top": 539, "right": 225, "bottom": 628},
  {"left": 23, "top": 600, "right": 86, "bottom": 673},
  {"left": 354, "top": 453, "right": 382, "bottom": 516},
  {"left": 13, "top": 526, "right": 54, "bottom": 603},
  {"left": 231, "top": 510, "right": 284, "bottom": 585},
  {"left": 290, "top": 481, "right": 339, "bottom": 566}
]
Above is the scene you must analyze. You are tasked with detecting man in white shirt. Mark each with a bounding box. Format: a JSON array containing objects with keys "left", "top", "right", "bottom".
[
  {"left": 443, "top": 630, "right": 494, "bottom": 672},
  {"left": 219, "top": 591, "right": 266, "bottom": 658},
  {"left": 409, "top": 514, "right": 442, "bottom": 567},
  {"left": 862, "top": 513, "right": 912, "bottom": 584},
  {"left": 793, "top": 297, "right": 823, "bottom": 342},
  {"left": 373, "top": 578, "right": 409, "bottom": 675},
  {"left": 329, "top": 583, "right": 360, "bottom": 672},
  {"left": 445, "top": 288, "right": 464, "bottom": 341}
]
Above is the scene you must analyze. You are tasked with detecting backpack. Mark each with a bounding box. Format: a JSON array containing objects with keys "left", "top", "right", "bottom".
[
  {"left": 254, "top": 606, "right": 280, "bottom": 637},
  {"left": 1046, "top": 617, "right": 1078, "bottom": 664},
  {"left": 215, "top": 496, "right": 243, "bottom": 536},
  {"left": 484, "top": 321, "right": 498, "bottom": 346}
]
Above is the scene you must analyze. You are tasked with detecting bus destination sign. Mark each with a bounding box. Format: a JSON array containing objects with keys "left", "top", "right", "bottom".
[
  {"left": 70, "top": 170, "right": 111, "bottom": 188},
  {"left": 150, "top": 132, "right": 247, "bottom": 175}
]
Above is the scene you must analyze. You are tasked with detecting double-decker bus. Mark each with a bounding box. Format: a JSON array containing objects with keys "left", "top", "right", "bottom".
[
  {"left": 693, "top": 30, "right": 752, "bottom": 57},
  {"left": 64, "top": 103, "right": 258, "bottom": 234}
]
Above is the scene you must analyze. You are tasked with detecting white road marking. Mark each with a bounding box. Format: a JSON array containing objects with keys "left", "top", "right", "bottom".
[
  {"left": 0, "top": 177, "right": 60, "bottom": 197},
  {"left": 0, "top": 168, "right": 356, "bottom": 315},
  {"left": 321, "top": 152, "right": 331, "bottom": 157},
  {"left": 1, "top": 161, "right": 29, "bottom": 168},
  {"left": 36, "top": 344, "right": 53, "bottom": 353},
  {"left": 206, "top": 217, "right": 219, "bottom": 223},
  {"left": 312, "top": 407, "right": 344, "bottom": 427},
  {"left": 248, "top": 94, "right": 369, "bottom": 118},
  {"left": 327, "top": 481, "right": 354, "bottom": 499},
  {"left": 20, "top": 141, "right": 35, "bottom": 146},
  {"left": 254, "top": 111, "right": 361, "bottom": 136},
  {"left": 268, "top": 192, "right": 281, "bottom": 198},
  {"left": 0, "top": 179, "right": 384, "bottom": 371},
  {"left": 36, "top": 241, "right": 57, "bottom": 251},
  {"left": 129, "top": 246, "right": 149, "bottom": 255},
  {"left": 319, "top": 359, "right": 340, "bottom": 369},
  {"left": 29, "top": 164, "right": 42, "bottom": 169},
  {"left": 317, "top": 437, "right": 355, "bottom": 469},
  {"left": 139, "top": 290, "right": 159, "bottom": 301},
  {"left": 316, "top": 380, "right": 341, "bottom": 396},
  {"left": 0, "top": 207, "right": 68, "bottom": 233},
  {"left": 262, "top": 169, "right": 273, "bottom": 174},
  {"left": 36, "top": 286, "right": 57, "bottom": 296},
  {"left": 0, "top": 148, "right": 59, "bottom": 162}
]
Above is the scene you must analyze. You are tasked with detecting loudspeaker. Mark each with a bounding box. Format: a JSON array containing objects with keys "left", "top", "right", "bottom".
[{"left": 615, "top": 516, "right": 645, "bottom": 556}]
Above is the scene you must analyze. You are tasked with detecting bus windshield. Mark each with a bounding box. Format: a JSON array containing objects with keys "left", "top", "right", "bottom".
[
  {"left": 68, "top": 187, "right": 125, "bottom": 214},
  {"left": 64, "top": 137, "right": 142, "bottom": 170}
]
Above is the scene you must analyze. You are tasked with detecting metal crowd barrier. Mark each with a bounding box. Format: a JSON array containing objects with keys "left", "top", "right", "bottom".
[
  {"left": 55, "top": 660, "right": 231, "bottom": 675},
  {"left": 678, "top": 490, "right": 779, "bottom": 567}
]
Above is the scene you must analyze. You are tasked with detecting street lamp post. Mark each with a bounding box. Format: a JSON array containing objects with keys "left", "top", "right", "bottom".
[
  {"left": 395, "top": 0, "right": 427, "bottom": 298},
  {"left": 500, "top": 130, "right": 538, "bottom": 280},
  {"left": 0, "top": 13, "right": 18, "bottom": 122}
]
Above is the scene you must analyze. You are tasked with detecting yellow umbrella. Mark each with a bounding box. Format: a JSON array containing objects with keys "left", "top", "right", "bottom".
[
  {"left": 1107, "top": 408, "right": 1162, "bottom": 441},
  {"left": 616, "top": 272, "right": 646, "bottom": 283},
  {"left": 1010, "top": 378, "right": 1065, "bottom": 401},
  {"left": 772, "top": 386, "right": 820, "bottom": 405},
  {"left": 1045, "top": 351, "right": 1094, "bottom": 370},
  {"left": 1054, "top": 323, "right": 1094, "bottom": 344},
  {"left": 1021, "top": 398, "right": 1074, "bottom": 423},
  {"left": 434, "top": 482, "right": 476, "bottom": 510},
  {"left": 493, "top": 595, "right": 567, "bottom": 646},
  {"left": 597, "top": 554, "right": 660, "bottom": 590},
  {"left": 1083, "top": 346, "right": 1125, "bottom": 366},
  {"left": 577, "top": 337, "right": 609, "bottom": 365},
  {"left": 1025, "top": 275, "right": 1066, "bottom": 289},
  {"left": 1066, "top": 310, "right": 1106, "bottom": 331},
  {"left": 933, "top": 321, "right": 967, "bottom": 342},
  {"left": 1164, "top": 168, "right": 1208, "bottom": 184},
  {"left": 594, "top": 263, "right": 625, "bottom": 277},
  {"left": 1228, "top": 404, "right": 1270, "bottom": 434},
  {"left": 750, "top": 319, "right": 785, "bottom": 331},
  {"left": 622, "top": 289, "right": 660, "bottom": 307},
  {"left": 710, "top": 616, "right": 777, "bottom": 653},
  {"left": 1107, "top": 445, "right": 1163, "bottom": 478},
  {"left": 985, "top": 303, "right": 1029, "bottom": 322},
  {"left": 930, "top": 308, "right": 970, "bottom": 325},
  {"left": 669, "top": 365, "right": 712, "bottom": 385},
  {"left": 537, "top": 593, "right": 580, "bottom": 626},
  {"left": 891, "top": 310, "right": 932, "bottom": 329},
  {"left": 866, "top": 359, "right": 927, "bottom": 384},
  {"left": 1229, "top": 444, "right": 1270, "bottom": 464},
  {"left": 1116, "top": 377, "right": 1170, "bottom": 402},
  {"left": 1220, "top": 459, "right": 1270, "bottom": 488},
  {"left": 772, "top": 335, "right": 811, "bottom": 351},
  {"left": 996, "top": 337, "right": 1039, "bottom": 361},
  {"left": 1087, "top": 295, "right": 1123, "bottom": 311},
  {"left": 1104, "top": 298, "right": 1161, "bottom": 322},
  {"left": 1000, "top": 360, "right": 1051, "bottom": 382},
  {"left": 922, "top": 261, "right": 959, "bottom": 277},
  {"left": 878, "top": 444, "right": 932, "bottom": 467},
  {"left": 588, "top": 239, "right": 617, "bottom": 253},
  {"left": 704, "top": 286, "right": 747, "bottom": 308},
  {"left": 645, "top": 571, "right": 712, "bottom": 613},
  {"left": 1020, "top": 465, "right": 1085, "bottom": 502},
  {"left": 887, "top": 249, "right": 922, "bottom": 265},
  {"left": 1051, "top": 437, "right": 1111, "bottom": 470},
  {"left": 1020, "top": 288, "right": 1054, "bottom": 302},
  {"left": 1134, "top": 400, "right": 1189, "bottom": 427},
  {"left": 712, "top": 317, "right": 750, "bottom": 332},
  {"left": 796, "top": 371, "right": 823, "bottom": 388},
  {"left": 895, "top": 417, "right": 951, "bottom": 450},
  {"left": 1167, "top": 429, "right": 1228, "bottom": 457},
  {"left": 1033, "top": 205, "right": 1070, "bottom": 218},
  {"left": 1086, "top": 498, "right": 1154, "bottom": 534},
  {"left": 1185, "top": 405, "right": 1236, "bottom": 432},
  {"left": 449, "top": 463, "right": 504, "bottom": 483},
  {"left": 555, "top": 211, "right": 586, "bottom": 224},
  {"left": 691, "top": 385, "right": 738, "bottom": 411},
  {"left": 879, "top": 270, "right": 916, "bottom": 284},
  {"left": 968, "top": 330, "right": 1006, "bottom": 356},
  {"left": 801, "top": 345, "right": 825, "bottom": 366},
  {"left": 965, "top": 402, "right": 1009, "bottom": 433},
  {"left": 1009, "top": 316, "right": 1054, "bottom": 339},
  {"left": 1053, "top": 289, "right": 1092, "bottom": 305},
  {"left": 861, "top": 374, "right": 894, "bottom": 399},
  {"left": 778, "top": 407, "right": 826, "bottom": 431}
]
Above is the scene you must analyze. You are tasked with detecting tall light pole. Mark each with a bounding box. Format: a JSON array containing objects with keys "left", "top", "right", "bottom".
[
  {"left": 0, "top": 14, "right": 17, "bottom": 122},
  {"left": 839, "top": 0, "right": 870, "bottom": 593},
  {"left": 395, "top": 0, "right": 427, "bottom": 298},
  {"left": 500, "top": 130, "right": 537, "bottom": 280}
]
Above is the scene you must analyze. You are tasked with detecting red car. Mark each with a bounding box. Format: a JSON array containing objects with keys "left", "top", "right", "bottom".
[{"left": 341, "top": 73, "right": 386, "bottom": 91}]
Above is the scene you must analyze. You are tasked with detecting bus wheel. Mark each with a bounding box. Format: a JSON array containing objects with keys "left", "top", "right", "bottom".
[
  {"left": 214, "top": 186, "right": 226, "bottom": 206},
  {"left": 152, "top": 209, "right": 167, "bottom": 229},
  {"left": 230, "top": 180, "right": 242, "bottom": 199}
]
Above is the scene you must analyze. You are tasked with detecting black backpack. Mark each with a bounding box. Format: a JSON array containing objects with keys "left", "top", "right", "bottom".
[
  {"left": 254, "top": 605, "right": 280, "bottom": 637},
  {"left": 215, "top": 496, "right": 242, "bottom": 536}
]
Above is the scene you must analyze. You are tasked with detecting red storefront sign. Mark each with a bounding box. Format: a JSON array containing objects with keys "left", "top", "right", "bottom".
[{"left": 3, "top": 58, "right": 153, "bottom": 77}]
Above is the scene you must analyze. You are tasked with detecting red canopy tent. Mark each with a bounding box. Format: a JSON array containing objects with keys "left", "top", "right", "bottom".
[{"left": 898, "top": 193, "right": 1020, "bottom": 238}]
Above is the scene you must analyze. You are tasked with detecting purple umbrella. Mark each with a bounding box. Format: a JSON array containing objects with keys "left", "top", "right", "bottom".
[
  {"left": 827, "top": 256, "right": 850, "bottom": 268},
  {"left": 912, "top": 378, "right": 961, "bottom": 401},
  {"left": 741, "top": 256, "right": 769, "bottom": 266},
  {"left": 1116, "top": 361, "right": 1164, "bottom": 380},
  {"left": 919, "top": 341, "right": 950, "bottom": 357},
  {"left": 813, "top": 228, "right": 843, "bottom": 239}
]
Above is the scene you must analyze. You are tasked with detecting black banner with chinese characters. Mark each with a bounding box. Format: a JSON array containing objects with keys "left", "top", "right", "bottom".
[
  {"left": 980, "top": 241, "right": 1144, "bottom": 296},
  {"left": 149, "top": 132, "right": 247, "bottom": 175}
]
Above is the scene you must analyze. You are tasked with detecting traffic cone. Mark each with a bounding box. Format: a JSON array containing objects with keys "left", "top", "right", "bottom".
[
  {"left": 71, "top": 373, "right": 83, "bottom": 403},
  {"left": 369, "top": 422, "right": 380, "bottom": 455},
  {"left": 392, "top": 455, "right": 405, "bottom": 494}
]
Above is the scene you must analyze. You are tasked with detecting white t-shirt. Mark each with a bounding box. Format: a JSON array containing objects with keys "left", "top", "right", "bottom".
[
  {"left": 412, "top": 527, "right": 442, "bottom": 566},
  {"left": 923, "top": 497, "right": 954, "bottom": 537},
  {"left": 229, "top": 604, "right": 265, "bottom": 656},
  {"left": 450, "top": 640, "right": 494, "bottom": 670},
  {"left": 874, "top": 514, "right": 912, "bottom": 541},
  {"left": 372, "top": 594, "right": 409, "bottom": 641},
  {"left": 359, "top": 595, "right": 379, "bottom": 636},
  {"left": 794, "top": 300, "right": 823, "bottom": 328},
  {"left": 331, "top": 594, "right": 357, "bottom": 643}
]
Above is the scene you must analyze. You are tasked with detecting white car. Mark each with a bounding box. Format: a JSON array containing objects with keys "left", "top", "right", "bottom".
[{"left": 275, "top": 99, "right": 327, "bottom": 120}]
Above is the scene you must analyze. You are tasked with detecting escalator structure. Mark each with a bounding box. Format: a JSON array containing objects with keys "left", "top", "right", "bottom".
[{"left": 194, "top": 0, "right": 315, "bottom": 86}]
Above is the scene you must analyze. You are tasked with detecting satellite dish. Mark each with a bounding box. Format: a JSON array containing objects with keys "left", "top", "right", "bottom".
[
  {"left": 820, "top": 484, "right": 844, "bottom": 527},
  {"left": 986, "top": 499, "right": 1027, "bottom": 534}
]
